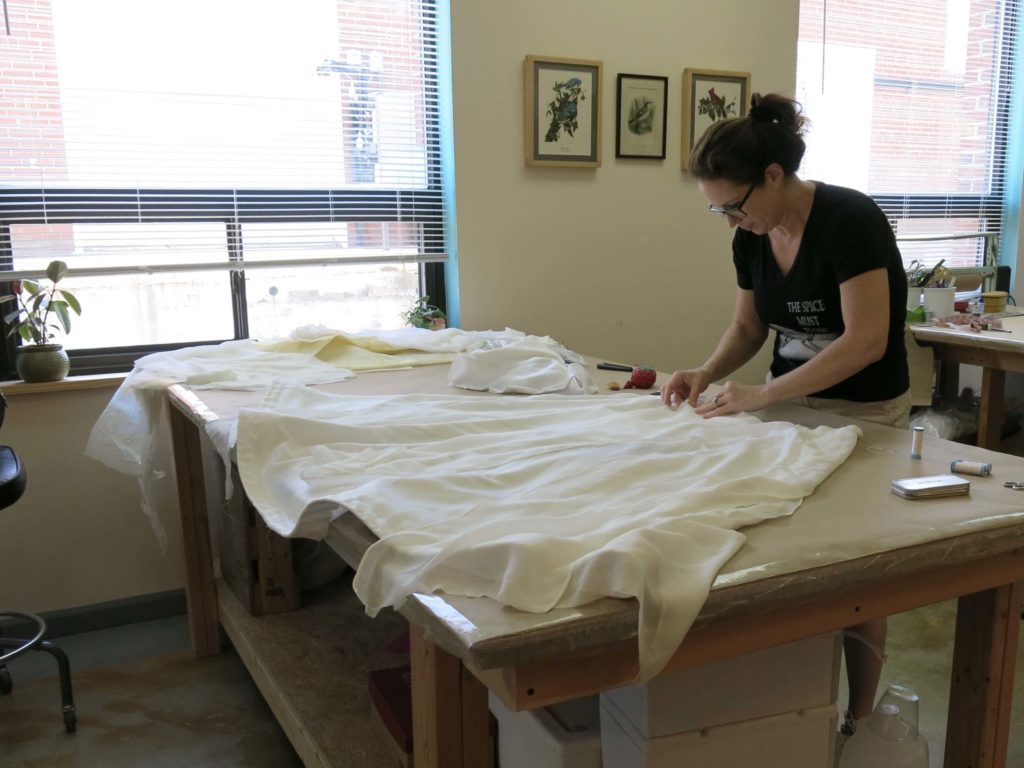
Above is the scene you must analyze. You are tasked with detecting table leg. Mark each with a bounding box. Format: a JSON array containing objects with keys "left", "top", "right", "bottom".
[
  {"left": 936, "top": 358, "right": 960, "bottom": 404},
  {"left": 168, "top": 402, "right": 221, "bottom": 657},
  {"left": 977, "top": 367, "right": 1005, "bottom": 451},
  {"left": 944, "top": 582, "right": 1024, "bottom": 767},
  {"left": 411, "top": 625, "right": 490, "bottom": 768}
]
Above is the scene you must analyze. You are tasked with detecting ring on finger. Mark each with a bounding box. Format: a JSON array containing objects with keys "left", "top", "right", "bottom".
[{"left": 713, "top": 393, "right": 720, "bottom": 406}]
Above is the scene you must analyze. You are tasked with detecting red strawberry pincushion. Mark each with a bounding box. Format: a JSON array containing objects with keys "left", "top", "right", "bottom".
[{"left": 622, "top": 366, "right": 656, "bottom": 389}]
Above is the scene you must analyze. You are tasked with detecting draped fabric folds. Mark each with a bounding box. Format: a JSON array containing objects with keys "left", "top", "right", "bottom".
[{"left": 237, "top": 384, "right": 860, "bottom": 679}]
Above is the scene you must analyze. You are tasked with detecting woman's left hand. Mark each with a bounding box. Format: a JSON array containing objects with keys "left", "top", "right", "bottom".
[{"left": 694, "top": 381, "right": 770, "bottom": 418}]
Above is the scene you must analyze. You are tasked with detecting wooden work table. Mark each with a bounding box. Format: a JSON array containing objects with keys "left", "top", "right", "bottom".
[
  {"left": 165, "top": 361, "right": 1024, "bottom": 768},
  {"left": 911, "top": 313, "right": 1024, "bottom": 450}
]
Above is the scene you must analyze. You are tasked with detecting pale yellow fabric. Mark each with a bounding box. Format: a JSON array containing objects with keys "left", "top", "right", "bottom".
[
  {"left": 259, "top": 334, "right": 455, "bottom": 371},
  {"left": 257, "top": 325, "right": 571, "bottom": 372}
]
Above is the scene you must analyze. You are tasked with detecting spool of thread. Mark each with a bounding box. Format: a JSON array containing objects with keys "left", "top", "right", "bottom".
[
  {"left": 950, "top": 459, "right": 992, "bottom": 477},
  {"left": 981, "top": 291, "right": 1008, "bottom": 313},
  {"left": 910, "top": 426, "right": 924, "bottom": 459}
]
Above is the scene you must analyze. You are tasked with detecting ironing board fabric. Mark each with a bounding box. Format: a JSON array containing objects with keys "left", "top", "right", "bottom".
[{"left": 236, "top": 383, "right": 860, "bottom": 679}]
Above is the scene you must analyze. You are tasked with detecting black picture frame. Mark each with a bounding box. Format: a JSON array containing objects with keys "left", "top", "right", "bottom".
[{"left": 615, "top": 73, "right": 668, "bottom": 160}]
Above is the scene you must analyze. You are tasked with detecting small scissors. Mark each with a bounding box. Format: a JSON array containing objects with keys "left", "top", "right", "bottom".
[{"left": 905, "top": 260, "right": 925, "bottom": 285}]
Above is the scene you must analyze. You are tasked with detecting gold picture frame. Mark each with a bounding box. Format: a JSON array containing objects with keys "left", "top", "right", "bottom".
[
  {"left": 524, "top": 55, "right": 602, "bottom": 168},
  {"left": 681, "top": 68, "right": 751, "bottom": 170}
]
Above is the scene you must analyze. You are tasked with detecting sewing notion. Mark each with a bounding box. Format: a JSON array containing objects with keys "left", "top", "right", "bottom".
[{"left": 891, "top": 474, "right": 970, "bottom": 499}]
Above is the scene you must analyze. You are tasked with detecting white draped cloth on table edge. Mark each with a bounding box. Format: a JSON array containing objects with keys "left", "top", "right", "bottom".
[
  {"left": 236, "top": 383, "right": 860, "bottom": 680},
  {"left": 83, "top": 326, "right": 586, "bottom": 548}
]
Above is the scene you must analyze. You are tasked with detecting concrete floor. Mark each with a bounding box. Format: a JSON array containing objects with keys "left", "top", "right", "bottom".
[
  {"left": 1, "top": 591, "right": 1022, "bottom": 767},
  {"left": 0, "top": 574, "right": 410, "bottom": 768},
  {"left": 0, "top": 615, "right": 304, "bottom": 768}
]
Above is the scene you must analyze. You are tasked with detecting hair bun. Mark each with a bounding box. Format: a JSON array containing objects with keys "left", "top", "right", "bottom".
[
  {"left": 747, "top": 92, "right": 807, "bottom": 134},
  {"left": 748, "top": 94, "right": 775, "bottom": 123},
  {"left": 688, "top": 92, "right": 807, "bottom": 180}
]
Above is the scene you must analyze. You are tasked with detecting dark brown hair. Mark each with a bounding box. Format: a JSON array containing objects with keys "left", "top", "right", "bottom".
[{"left": 687, "top": 93, "right": 809, "bottom": 184}]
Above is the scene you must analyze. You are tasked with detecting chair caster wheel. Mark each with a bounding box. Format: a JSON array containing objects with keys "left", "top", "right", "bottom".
[
  {"left": 0, "top": 666, "right": 11, "bottom": 694},
  {"left": 63, "top": 708, "right": 76, "bottom": 733}
]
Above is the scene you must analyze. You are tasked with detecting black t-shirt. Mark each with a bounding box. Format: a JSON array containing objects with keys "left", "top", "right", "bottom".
[{"left": 732, "top": 182, "right": 909, "bottom": 402}]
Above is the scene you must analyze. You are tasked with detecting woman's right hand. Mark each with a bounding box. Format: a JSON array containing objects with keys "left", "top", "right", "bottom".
[{"left": 660, "top": 367, "right": 714, "bottom": 408}]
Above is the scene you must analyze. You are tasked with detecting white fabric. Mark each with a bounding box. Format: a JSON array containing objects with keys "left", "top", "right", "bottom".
[
  {"left": 236, "top": 384, "right": 860, "bottom": 679},
  {"left": 86, "top": 326, "right": 581, "bottom": 478},
  {"left": 84, "top": 326, "right": 586, "bottom": 546},
  {"left": 84, "top": 338, "right": 361, "bottom": 544},
  {"left": 86, "top": 337, "right": 361, "bottom": 477},
  {"left": 86, "top": 326, "right": 588, "bottom": 480},
  {"left": 448, "top": 338, "right": 596, "bottom": 394},
  {"left": 126, "top": 338, "right": 357, "bottom": 391}
]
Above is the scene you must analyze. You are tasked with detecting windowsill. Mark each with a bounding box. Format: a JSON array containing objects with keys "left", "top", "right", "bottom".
[{"left": 0, "top": 373, "right": 127, "bottom": 396}]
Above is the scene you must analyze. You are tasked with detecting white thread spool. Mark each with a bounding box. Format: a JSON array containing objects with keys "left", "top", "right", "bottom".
[
  {"left": 910, "top": 426, "right": 924, "bottom": 459},
  {"left": 950, "top": 459, "right": 991, "bottom": 477}
]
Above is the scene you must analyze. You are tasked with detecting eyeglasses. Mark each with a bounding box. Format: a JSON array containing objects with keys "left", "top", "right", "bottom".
[{"left": 708, "top": 182, "right": 756, "bottom": 220}]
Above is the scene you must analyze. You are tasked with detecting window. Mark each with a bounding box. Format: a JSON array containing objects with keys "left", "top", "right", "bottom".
[
  {"left": 796, "top": 0, "right": 1017, "bottom": 270},
  {"left": 0, "top": 0, "right": 449, "bottom": 375}
]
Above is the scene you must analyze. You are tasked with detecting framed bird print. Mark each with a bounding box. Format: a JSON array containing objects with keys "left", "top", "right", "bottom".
[
  {"left": 615, "top": 73, "right": 668, "bottom": 159},
  {"left": 524, "top": 55, "right": 602, "bottom": 168},
  {"left": 681, "top": 68, "right": 751, "bottom": 169}
]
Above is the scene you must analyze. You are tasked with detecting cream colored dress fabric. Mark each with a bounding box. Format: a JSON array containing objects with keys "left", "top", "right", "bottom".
[
  {"left": 236, "top": 383, "right": 860, "bottom": 679},
  {"left": 447, "top": 338, "right": 596, "bottom": 394},
  {"left": 84, "top": 326, "right": 588, "bottom": 547}
]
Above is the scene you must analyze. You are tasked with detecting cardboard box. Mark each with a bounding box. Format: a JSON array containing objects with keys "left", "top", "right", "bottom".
[
  {"left": 600, "top": 698, "right": 836, "bottom": 768},
  {"left": 601, "top": 632, "right": 841, "bottom": 737},
  {"left": 489, "top": 692, "right": 602, "bottom": 768}
]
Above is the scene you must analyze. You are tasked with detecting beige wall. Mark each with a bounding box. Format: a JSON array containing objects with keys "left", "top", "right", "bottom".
[
  {"left": 451, "top": 0, "right": 798, "bottom": 378},
  {"left": 0, "top": 384, "right": 185, "bottom": 613},
  {"left": 0, "top": 1, "right": 800, "bottom": 613}
]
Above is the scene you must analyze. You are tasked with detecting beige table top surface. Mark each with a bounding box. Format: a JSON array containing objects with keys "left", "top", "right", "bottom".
[
  {"left": 910, "top": 312, "right": 1024, "bottom": 352},
  {"left": 170, "top": 359, "right": 1024, "bottom": 669}
]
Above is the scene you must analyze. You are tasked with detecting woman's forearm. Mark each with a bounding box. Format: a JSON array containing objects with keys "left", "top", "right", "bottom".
[{"left": 761, "top": 330, "right": 884, "bottom": 404}]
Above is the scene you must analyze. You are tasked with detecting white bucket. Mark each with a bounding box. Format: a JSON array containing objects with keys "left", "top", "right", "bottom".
[
  {"left": 922, "top": 287, "right": 954, "bottom": 318},
  {"left": 906, "top": 287, "right": 922, "bottom": 310}
]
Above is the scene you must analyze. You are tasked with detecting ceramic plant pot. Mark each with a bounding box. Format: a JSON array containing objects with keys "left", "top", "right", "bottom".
[{"left": 16, "top": 343, "right": 70, "bottom": 383}]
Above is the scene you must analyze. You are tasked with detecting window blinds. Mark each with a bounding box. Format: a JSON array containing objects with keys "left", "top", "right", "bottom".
[
  {"left": 796, "top": 0, "right": 1017, "bottom": 268},
  {"left": 0, "top": 0, "right": 447, "bottom": 279}
]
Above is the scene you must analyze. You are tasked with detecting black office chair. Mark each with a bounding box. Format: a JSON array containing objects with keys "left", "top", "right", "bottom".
[{"left": 0, "top": 393, "right": 77, "bottom": 733}]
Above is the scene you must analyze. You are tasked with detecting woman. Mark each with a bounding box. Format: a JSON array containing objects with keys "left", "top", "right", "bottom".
[{"left": 661, "top": 93, "right": 909, "bottom": 737}]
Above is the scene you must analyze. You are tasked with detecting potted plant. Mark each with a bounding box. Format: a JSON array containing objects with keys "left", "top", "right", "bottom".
[
  {"left": 2, "top": 260, "right": 81, "bottom": 383},
  {"left": 401, "top": 295, "right": 446, "bottom": 330}
]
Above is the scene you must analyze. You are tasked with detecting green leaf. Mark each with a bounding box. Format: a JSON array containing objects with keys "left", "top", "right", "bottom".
[
  {"left": 54, "top": 302, "right": 71, "bottom": 332},
  {"left": 18, "top": 325, "right": 32, "bottom": 343},
  {"left": 46, "top": 260, "right": 68, "bottom": 283},
  {"left": 4, "top": 308, "right": 23, "bottom": 324},
  {"left": 23, "top": 279, "right": 40, "bottom": 295},
  {"left": 59, "top": 289, "right": 82, "bottom": 315}
]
